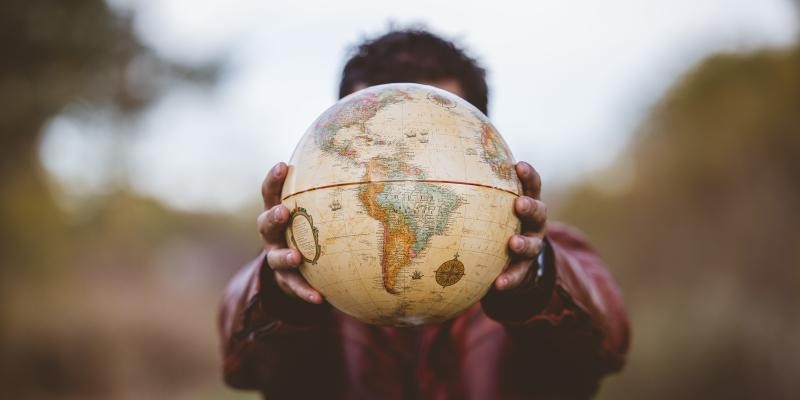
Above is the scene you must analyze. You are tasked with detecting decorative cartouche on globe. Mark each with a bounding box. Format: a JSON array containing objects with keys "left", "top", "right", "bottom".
[{"left": 282, "top": 83, "right": 521, "bottom": 326}]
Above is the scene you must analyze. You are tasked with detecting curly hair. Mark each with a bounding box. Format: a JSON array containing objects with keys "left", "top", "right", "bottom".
[{"left": 339, "top": 28, "right": 489, "bottom": 114}]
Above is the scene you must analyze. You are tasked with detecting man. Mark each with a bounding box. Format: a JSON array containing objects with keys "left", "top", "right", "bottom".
[{"left": 219, "top": 29, "right": 630, "bottom": 399}]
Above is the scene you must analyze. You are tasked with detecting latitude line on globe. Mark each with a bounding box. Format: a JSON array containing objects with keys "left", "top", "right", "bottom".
[{"left": 281, "top": 179, "right": 519, "bottom": 201}]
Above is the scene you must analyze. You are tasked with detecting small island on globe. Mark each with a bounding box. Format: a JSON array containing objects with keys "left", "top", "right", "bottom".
[{"left": 282, "top": 83, "right": 521, "bottom": 326}]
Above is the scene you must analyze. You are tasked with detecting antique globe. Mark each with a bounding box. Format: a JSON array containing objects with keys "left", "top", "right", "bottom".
[{"left": 282, "top": 83, "right": 521, "bottom": 326}]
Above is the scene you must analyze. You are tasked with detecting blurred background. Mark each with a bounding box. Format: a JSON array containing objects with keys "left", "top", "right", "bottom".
[{"left": 1, "top": 0, "right": 798, "bottom": 399}]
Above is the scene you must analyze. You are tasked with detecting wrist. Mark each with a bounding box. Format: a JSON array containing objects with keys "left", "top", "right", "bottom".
[
  {"left": 531, "top": 236, "right": 555, "bottom": 293},
  {"left": 258, "top": 258, "right": 331, "bottom": 326},
  {"left": 481, "top": 236, "right": 556, "bottom": 323}
]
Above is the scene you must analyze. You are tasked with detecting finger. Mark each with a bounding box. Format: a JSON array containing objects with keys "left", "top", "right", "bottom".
[
  {"left": 262, "top": 162, "right": 288, "bottom": 209},
  {"left": 266, "top": 248, "right": 302, "bottom": 270},
  {"left": 515, "top": 196, "right": 547, "bottom": 233},
  {"left": 515, "top": 161, "right": 541, "bottom": 200},
  {"left": 494, "top": 259, "right": 533, "bottom": 291},
  {"left": 275, "top": 270, "right": 323, "bottom": 304},
  {"left": 508, "top": 234, "right": 543, "bottom": 259},
  {"left": 257, "top": 205, "right": 290, "bottom": 245}
]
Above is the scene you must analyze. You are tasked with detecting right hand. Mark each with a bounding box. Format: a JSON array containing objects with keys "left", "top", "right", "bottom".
[{"left": 257, "top": 162, "right": 323, "bottom": 304}]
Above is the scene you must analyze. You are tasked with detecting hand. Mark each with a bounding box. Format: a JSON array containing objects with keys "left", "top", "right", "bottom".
[
  {"left": 257, "top": 162, "right": 323, "bottom": 304},
  {"left": 494, "top": 161, "right": 547, "bottom": 291}
]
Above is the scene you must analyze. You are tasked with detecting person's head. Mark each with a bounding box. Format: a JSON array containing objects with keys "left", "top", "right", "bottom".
[{"left": 339, "top": 28, "right": 489, "bottom": 114}]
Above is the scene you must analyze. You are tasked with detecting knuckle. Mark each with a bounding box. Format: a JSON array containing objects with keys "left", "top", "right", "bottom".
[
  {"left": 535, "top": 200, "right": 547, "bottom": 215},
  {"left": 279, "top": 270, "right": 294, "bottom": 285},
  {"left": 517, "top": 196, "right": 533, "bottom": 214},
  {"left": 525, "top": 198, "right": 537, "bottom": 214},
  {"left": 270, "top": 205, "right": 287, "bottom": 223},
  {"left": 274, "top": 270, "right": 286, "bottom": 285},
  {"left": 257, "top": 212, "right": 270, "bottom": 232},
  {"left": 266, "top": 251, "right": 278, "bottom": 269},
  {"left": 512, "top": 261, "right": 527, "bottom": 275},
  {"left": 275, "top": 276, "right": 294, "bottom": 297},
  {"left": 286, "top": 275, "right": 303, "bottom": 294},
  {"left": 267, "top": 249, "right": 286, "bottom": 268},
  {"left": 512, "top": 266, "right": 529, "bottom": 283},
  {"left": 294, "top": 283, "right": 309, "bottom": 297},
  {"left": 285, "top": 278, "right": 298, "bottom": 292},
  {"left": 522, "top": 201, "right": 546, "bottom": 224},
  {"left": 520, "top": 240, "right": 534, "bottom": 257},
  {"left": 528, "top": 240, "right": 542, "bottom": 257},
  {"left": 506, "top": 272, "right": 524, "bottom": 288},
  {"left": 257, "top": 210, "right": 268, "bottom": 224}
]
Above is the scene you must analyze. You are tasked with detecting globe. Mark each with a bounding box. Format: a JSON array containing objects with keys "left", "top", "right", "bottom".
[{"left": 282, "top": 83, "right": 521, "bottom": 326}]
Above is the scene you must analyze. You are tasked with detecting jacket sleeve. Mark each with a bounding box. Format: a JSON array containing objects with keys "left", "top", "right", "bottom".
[
  {"left": 480, "top": 222, "right": 630, "bottom": 396},
  {"left": 217, "top": 251, "right": 333, "bottom": 390}
]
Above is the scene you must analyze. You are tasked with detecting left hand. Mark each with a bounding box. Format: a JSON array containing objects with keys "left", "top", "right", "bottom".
[{"left": 494, "top": 161, "right": 547, "bottom": 291}]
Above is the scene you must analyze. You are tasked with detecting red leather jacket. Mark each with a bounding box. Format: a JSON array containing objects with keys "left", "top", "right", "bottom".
[{"left": 219, "top": 223, "right": 629, "bottom": 399}]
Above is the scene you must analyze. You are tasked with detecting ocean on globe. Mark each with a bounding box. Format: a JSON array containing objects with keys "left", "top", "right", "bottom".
[{"left": 282, "top": 83, "right": 521, "bottom": 326}]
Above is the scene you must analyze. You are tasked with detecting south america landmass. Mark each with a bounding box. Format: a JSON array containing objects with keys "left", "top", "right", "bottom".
[{"left": 357, "top": 157, "right": 462, "bottom": 294}]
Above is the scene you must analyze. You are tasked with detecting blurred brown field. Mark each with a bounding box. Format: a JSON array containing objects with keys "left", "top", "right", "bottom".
[{"left": 1, "top": 1, "right": 798, "bottom": 399}]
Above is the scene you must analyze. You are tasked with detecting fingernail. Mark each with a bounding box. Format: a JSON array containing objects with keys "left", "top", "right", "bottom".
[
  {"left": 308, "top": 294, "right": 317, "bottom": 303},
  {"left": 273, "top": 163, "right": 286, "bottom": 178},
  {"left": 518, "top": 197, "right": 531, "bottom": 212},
  {"left": 286, "top": 252, "right": 296, "bottom": 265},
  {"left": 518, "top": 162, "right": 530, "bottom": 176},
  {"left": 511, "top": 235, "right": 525, "bottom": 251},
  {"left": 498, "top": 277, "right": 508, "bottom": 289},
  {"left": 272, "top": 206, "right": 285, "bottom": 223}
]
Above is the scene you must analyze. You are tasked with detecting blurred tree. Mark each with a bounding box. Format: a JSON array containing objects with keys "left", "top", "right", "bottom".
[
  {"left": 0, "top": 0, "right": 142, "bottom": 275},
  {"left": 0, "top": 0, "right": 219, "bottom": 275},
  {"left": 557, "top": 44, "right": 800, "bottom": 399},
  {"left": 0, "top": 1, "right": 147, "bottom": 396},
  {"left": 0, "top": 3, "right": 235, "bottom": 398}
]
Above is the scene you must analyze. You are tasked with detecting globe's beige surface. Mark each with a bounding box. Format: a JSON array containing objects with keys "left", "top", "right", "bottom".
[{"left": 282, "top": 83, "right": 521, "bottom": 326}]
